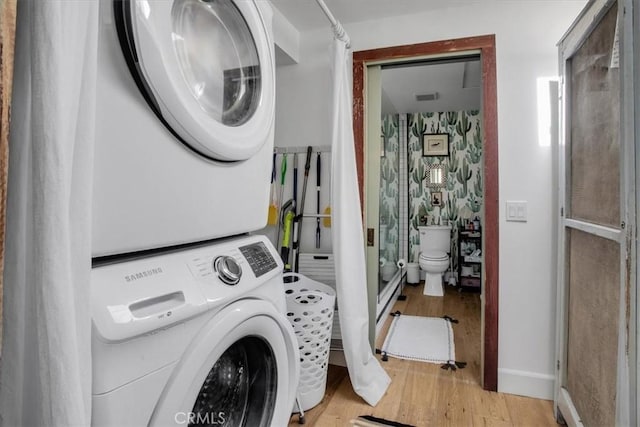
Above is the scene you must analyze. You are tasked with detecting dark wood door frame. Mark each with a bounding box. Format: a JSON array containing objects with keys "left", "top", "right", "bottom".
[{"left": 353, "top": 34, "right": 499, "bottom": 391}]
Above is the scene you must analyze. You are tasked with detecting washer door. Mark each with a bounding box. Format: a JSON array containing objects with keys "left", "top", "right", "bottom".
[
  {"left": 114, "top": 0, "right": 274, "bottom": 161},
  {"left": 150, "top": 300, "right": 299, "bottom": 427}
]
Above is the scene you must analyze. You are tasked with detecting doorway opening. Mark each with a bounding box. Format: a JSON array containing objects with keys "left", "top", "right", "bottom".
[
  {"left": 376, "top": 56, "right": 482, "bottom": 310},
  {"left": 353, "top": 35, "right": 499, "bottom": 391}
]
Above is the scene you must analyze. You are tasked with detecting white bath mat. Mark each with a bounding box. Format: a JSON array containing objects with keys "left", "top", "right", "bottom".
[{"left": 381, "top": 314, "right": 455, "bottom": 364}]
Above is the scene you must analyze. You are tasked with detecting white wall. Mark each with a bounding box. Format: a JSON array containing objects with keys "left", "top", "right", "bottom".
[{"left": 274, "top": 1, "right": 587, "bottom": 399}]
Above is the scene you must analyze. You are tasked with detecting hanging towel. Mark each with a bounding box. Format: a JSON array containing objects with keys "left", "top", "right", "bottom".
[
  {"left": 330, "top": 37, "right": 391, "bottom": 406},
  {"left": 0, "top": 1, "right": 98, "bottom": 426}
]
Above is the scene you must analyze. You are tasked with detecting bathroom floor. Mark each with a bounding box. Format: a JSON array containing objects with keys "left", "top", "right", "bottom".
[{"left": 288, "top": 283, "right": 558, "bottom": 426}]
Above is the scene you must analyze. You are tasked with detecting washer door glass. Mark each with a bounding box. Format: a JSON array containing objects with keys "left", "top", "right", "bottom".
[
  {"left": 190, "top": 337, "right": 276, "bottom": 426},
  {"left": 172, "top": 0, "right": 260, "bottom": 127}
]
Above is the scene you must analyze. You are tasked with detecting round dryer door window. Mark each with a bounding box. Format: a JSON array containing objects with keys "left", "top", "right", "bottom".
[
  {"left": 172, "top": 0, "right": 260, "bottom": 127},
  {"left": 114, "top": 0, "right": 275, "bottom": 161}
]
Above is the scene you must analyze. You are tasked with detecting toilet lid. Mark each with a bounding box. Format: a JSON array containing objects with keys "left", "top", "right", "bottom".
[{"left": 420, "top": 250, "right": 448, "bottom": 261}]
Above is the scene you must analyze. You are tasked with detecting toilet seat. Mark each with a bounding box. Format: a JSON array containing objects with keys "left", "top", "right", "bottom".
[{"left": 419, "top": 250, "right": 448, "bottom": 261}]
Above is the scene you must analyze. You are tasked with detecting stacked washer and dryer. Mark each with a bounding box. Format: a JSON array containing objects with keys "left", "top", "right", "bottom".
[{"left": 91, "top": 1, "right": 299, "bottom": 426}]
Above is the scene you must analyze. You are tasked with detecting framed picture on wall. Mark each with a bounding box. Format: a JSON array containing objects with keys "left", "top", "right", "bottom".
[
  {"left": 431, "top": 191, "right": 442, "bottom": 207},
  {"left": 422, "top": 133, "right": 449, "bottom": 157}
]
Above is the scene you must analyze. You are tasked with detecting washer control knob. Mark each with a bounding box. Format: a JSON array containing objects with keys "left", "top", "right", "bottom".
[{"left": 213, "top": 256, "right": 242, "bottom": 285}]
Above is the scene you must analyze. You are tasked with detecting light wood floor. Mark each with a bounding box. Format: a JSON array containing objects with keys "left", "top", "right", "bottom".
[{"left": 288, "top": 283, "right": 558, "bottom": 427}]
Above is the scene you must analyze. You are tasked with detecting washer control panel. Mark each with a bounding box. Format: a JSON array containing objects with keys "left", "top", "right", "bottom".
[
  {"left": 188, "top": 240, "right": 279, "bottom": 282},
  {"left": 239, "top": 242, "right": 278, "bottom": 277}
]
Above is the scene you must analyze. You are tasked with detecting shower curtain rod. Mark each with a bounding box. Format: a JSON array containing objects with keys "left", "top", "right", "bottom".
[{"left": 314, "top": 0, "right": 351, "bottom": 48}]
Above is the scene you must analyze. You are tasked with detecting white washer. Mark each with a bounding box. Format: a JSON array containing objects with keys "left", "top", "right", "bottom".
[
  {"left": 93, "top": 0, "right": 276, "bottom": 257},
  {"left": 91, "top": 234, "right": 299, "bottom": 426}
]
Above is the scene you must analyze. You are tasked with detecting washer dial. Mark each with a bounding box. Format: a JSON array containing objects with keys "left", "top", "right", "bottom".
[{"left": 213, "top": 256, "right": 242, "bottom": 285}]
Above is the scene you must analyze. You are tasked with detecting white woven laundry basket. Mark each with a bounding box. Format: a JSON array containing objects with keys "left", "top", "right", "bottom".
[{"left": 283, "top": 272, "right": 336, "bottom": 412}]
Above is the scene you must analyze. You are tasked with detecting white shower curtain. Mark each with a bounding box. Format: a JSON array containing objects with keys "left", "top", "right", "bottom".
[
  {"left": 0, "top": 1, "right": 98, "bottom": 425},
  {"left": 330, "top": 38, "right": 391, "bottom": 406}
]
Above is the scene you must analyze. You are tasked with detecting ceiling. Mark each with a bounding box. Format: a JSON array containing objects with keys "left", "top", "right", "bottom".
[
  {"left": 269, "top": 0, "right": 467, "bottom": 32},
  {"left": 381, "top": 59, "right": 481, "bottom": 114},
  {"left": 270, "top": 0, "right": 482, "bottom": 114}
]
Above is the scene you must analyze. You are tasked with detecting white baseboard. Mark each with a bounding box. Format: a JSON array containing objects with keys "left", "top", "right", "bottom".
[{"left": 498, "top": 368, "right": 555, "bottom": 400}]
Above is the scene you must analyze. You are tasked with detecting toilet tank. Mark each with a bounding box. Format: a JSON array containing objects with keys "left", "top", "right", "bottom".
[{"left": 418, "top": 225, "right": 451, "bottom": 253}]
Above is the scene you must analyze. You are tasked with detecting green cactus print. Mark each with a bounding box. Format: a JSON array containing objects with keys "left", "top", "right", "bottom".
[
  {"left": 411, "top": 160, "right": 425, "bottom": 186},
  {"left": 380, "top": 115, "right": 400, "bottom": 269},
  {"left": 467, "top": 193, "right": 481, "bottom": 214},
  {"left": 381, "top": 161, "right": 396, "bottom": 186},
  {"left": 456, "top": 111, "right": 472, "bottom": 151},
  {"left": 411, "top": 114, "right": 427, "bottom": 140},
  {"left": 446, "top": 178, "right": 456, "bottom": 192},
  {"left": 380, "top": 200, "right": 390, "bottom": 225},
  {"left": 467, "top": 142, "right": 482, "bottom": 164},
  {"left": 407, "top": 110, "right": 483, "bottom": 269},
  {"left": 444, "top": 196, "right": 459, "bottom": 224},
  {"left": 467, "top": 121, "right": 482, "bottom": 163},
  {"left": 448, "top": 154, "right": 459, "bottom": 175},
  {"left": 381, "top": 116, "right": 396, "bottom": 140},
  {"left": 456, "top": 159, "right": 472, "bottom": 194},
  {"left": 385, "top": 185, "right": 397, "bottom": 200},
  {"left": 446, "top": 112, "right": 458, "bottom": 128}
]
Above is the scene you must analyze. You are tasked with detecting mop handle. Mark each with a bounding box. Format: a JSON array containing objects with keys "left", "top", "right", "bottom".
[
  {"left": 275, "top": 154, "right": 287, "bottom": 249},
  {"left": 280, "top": 153, "right": 287, "bottom": 186},
  {"left": 315, "top": 152, "right": 321, "bottom": 248},
  {"left": 300, "top": 146, "right": 312, "bottom": 212}
]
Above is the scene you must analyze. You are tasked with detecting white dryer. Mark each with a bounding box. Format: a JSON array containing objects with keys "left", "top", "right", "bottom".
[
  {"left": 93, "top": 0, "right": 276, "bottom": 257},
  {"left": 91, "top": 234, "right": 299, "bottom": 426}
]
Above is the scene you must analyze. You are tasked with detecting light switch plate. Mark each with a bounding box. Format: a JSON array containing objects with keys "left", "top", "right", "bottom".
[{"left": 506, "top": 201, "right": 527, "bottom": 222}]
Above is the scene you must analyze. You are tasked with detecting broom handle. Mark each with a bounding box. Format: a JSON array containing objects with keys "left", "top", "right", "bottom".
[
  {"left": 293, "top": 153, "right": 298, "bottom": 210},
  {"left": 293, "top": 146, "right": 313, "bottom": 272}
]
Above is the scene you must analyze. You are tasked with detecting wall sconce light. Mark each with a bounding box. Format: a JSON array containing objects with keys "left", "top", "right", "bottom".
[{"left": 380, "top": 135, "right": 386, "bottom": 157}]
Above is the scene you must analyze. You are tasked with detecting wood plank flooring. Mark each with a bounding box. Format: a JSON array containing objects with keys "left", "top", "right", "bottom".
[{"left": 288, "top": 283, "right": 558, "bottom": 427}]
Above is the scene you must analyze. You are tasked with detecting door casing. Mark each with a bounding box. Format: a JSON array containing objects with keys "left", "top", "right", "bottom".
[{"left": 353, "top": 34, "right": 499, "bottom": 391}]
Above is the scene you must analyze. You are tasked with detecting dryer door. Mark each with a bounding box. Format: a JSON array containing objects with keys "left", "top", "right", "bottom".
[
  {"left": 114, "top": 0, "right": 274, "bottom": 161},
  {"left": 150, "top": 300, "right": 299, "bottom": 427}
]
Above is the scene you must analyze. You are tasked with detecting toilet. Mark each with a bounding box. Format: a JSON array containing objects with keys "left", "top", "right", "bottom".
[{"left": 418, "top": 225, "right": 451, "bottom": 297}]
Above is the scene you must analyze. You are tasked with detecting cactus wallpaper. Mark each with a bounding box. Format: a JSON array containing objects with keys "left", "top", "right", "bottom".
[
  {"left": 407, "top": 110, "right": 483, "bottom": 269},
  {"left": 379, "top": 114, "right": 399, "bottom": 280}
]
